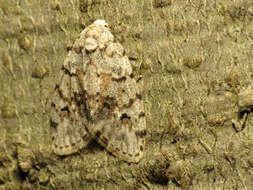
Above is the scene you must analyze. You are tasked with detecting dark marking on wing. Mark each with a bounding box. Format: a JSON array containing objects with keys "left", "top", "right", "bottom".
[
  {"left": 135, "top": 130, "right": 147, "bottom": 138},
  {"left": 112, "top": 76, "right": 126, "bottom": 82},
  {"left": 136, "top": 94, "right": 142, "bottom": 100},
  {"left": 120, "top": 113, "right": 131, "bottom": 120}
]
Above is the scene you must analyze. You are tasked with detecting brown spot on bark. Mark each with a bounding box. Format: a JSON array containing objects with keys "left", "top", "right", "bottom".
[
  {"left": 139, "top": 112, "right": 145, "bottom": 118},
  {"left": 66, "top": 45, "right": 72, "bottom": 52}
]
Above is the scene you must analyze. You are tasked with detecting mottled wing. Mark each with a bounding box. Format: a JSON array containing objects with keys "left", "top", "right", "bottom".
[
  {"left": 81, "top": 21, "right": 146, "bottom": 163},
  {"left": 50, "top": 48, "right": 91, "bottom": 156}
]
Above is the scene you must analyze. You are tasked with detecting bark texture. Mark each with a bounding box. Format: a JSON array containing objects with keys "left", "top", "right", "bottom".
[{"left": 0, "top": 0, "right": 253, "bottom": 189}]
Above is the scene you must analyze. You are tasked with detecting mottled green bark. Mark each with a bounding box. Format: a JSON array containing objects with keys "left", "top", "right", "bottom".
[{"left": 1, "top": 0, "right": 253, "bottom": 189}]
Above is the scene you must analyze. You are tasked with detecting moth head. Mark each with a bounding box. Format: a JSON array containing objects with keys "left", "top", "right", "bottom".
[{"left": 93, "top": 19, "right": 108, "bottom": 28}]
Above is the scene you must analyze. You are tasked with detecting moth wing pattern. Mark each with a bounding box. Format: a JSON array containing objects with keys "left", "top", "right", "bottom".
[
  {"left": 50, "top": 48, "right": 91, "bottom": 156},
  {"left": 81, "top": 20, "right": 146, "bottom": 163}
]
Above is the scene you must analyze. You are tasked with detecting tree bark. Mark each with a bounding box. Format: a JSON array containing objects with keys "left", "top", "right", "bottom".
[{"left": 0, "top": 0, "right": 253, "bottom": 189}]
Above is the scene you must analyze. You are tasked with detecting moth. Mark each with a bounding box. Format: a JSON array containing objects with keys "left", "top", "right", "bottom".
[{"left": 50, "top": 20, "right": 146, "bottom": 163}]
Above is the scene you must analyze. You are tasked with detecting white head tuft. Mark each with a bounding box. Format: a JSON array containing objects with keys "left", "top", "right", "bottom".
[{"left": 93, "top": 19, "right": 108, "bottom": 27}]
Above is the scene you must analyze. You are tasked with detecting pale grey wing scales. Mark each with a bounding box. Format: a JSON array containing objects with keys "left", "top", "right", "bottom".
[
  {"left": 50, "top": 51, "right": 90, "bottom": 156},
  {"left": 88, "top": 100, "right": 146, "bottom": 163},
  {"left": 51, "top": 19, "right": 146, "bottom": 163},
  {"left": 85, "top": 74, "right": 146, "bottom": 162},
  {"left": 82, "top": 40, "right": 146, "bottom": 162}
]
